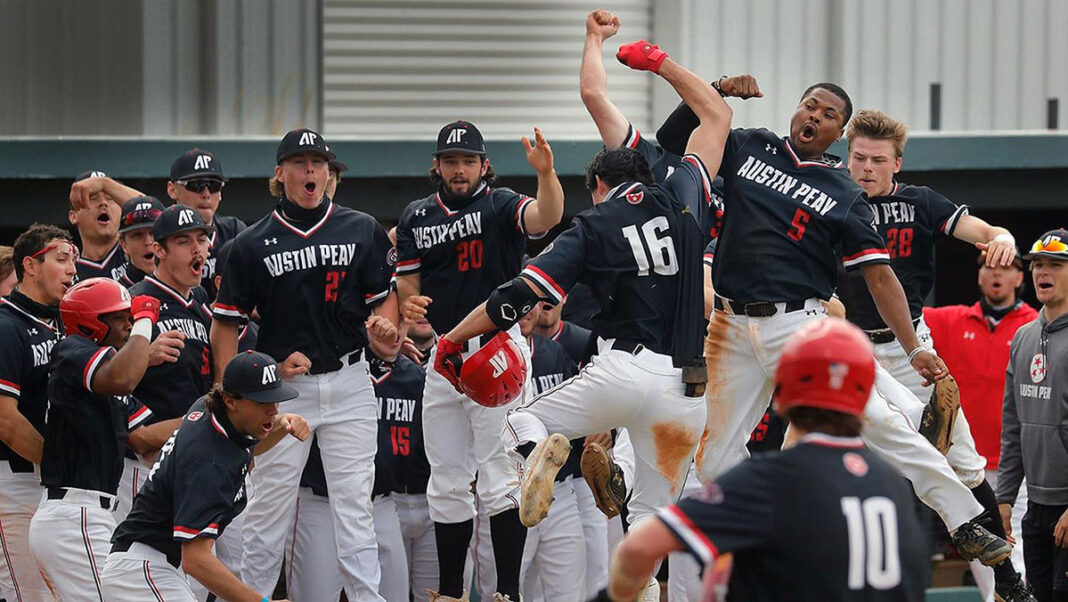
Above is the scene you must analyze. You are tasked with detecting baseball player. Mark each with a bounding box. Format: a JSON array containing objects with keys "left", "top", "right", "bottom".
[
  {"left": 438, "top": 43, "right": 722, "bottom": 601},
  {"left": 115, "top": 196, "right": 165, "bottom": 287},
  {"left": 28, "top": 277, "right": 180, "bottom": 599},
  {"left": 836, "top": 109, "right": 1033, "bottom": 601},
  {"left": 655, "top": 75, "right": 1011, "bottom": 566},
  {"left": 0, "top": 245, "right": 15, "bottom": 296},
  {"left": 599, "top": 319, "right": 928, "bottom": 602},
  {"left": 0, "top": 225, "right": 78, "bottom": 601},
  {"left": 166, "top": 148, "right": 247, "bottom": 299},
  {"left": 211, "top": 128, "right": 399, "bottom": 601},
  {"left": 395, "top": 120, "right": 564, "bottom": 601},
  {"left": 67, "top": 172, "right": 144, "bottom": 282},
  {"left": 102, "top": 351, "right": 308, "bottom": 602}
]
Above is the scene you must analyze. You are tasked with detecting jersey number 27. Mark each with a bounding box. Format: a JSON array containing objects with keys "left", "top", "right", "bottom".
[{"left": 622, "top": 217, "right": 678, "bottom": 276}]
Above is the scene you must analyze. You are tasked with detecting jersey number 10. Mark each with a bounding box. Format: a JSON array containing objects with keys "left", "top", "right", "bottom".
[
  {"left": 622, "top": 217, "right": 678, "bottom": 276},
  {"left": 840, "top": 496, "right": 902, "bottom": 590}
]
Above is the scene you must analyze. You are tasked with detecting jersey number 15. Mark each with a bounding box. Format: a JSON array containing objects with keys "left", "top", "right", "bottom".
[{"left": 622, "top": 217, "right": 678, "bottom": 276}]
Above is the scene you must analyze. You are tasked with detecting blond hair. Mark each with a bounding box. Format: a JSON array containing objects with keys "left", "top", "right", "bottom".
[
  {"left": 268, "top": 175, "right": 284, "bottom": 198},
  {"left": 846, "top": 109, "right": 909, "bottom": 157},
  {"left": 0, "top": 246, "right": 13, "bottom": 283}
]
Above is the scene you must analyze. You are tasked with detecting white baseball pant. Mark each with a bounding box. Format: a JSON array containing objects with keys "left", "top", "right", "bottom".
[
  {"left": 394, "top": 492, "right": 439, "bottom": 598},
  {"left": 239, "top": 358, "right": 383, "bottom": 601},
  {"left": 287, "top": 487, "right": 408, "bottom": 602},
  {"left": 698, "top": 300, "right": 984, "bottom": 531},
  {"left": 504, "top": 340, "right": 706, "bottom": 525},
  {"left": 115, "top": 457, "right": 148, "bottom": 524},
  {"left": 573, "top": 478, "right": 609, "bottom": 598},
  {"left": 189, "top": 493, "right": 245, "bottom": 602},
  {"left": 424, "top": 326, "right": 531, "bottom": 524},
  {"left": 473, "top": 476, "right": 586, "bottom": 601},
  {"left": 28, "top": 488, "right": 118, "bottom": 601},
  {"left": 668, "top": 462, "right": 704, "bottom": 602},
  {"left": 987, "top": 470, "right": 1027, "bottom": 577},
  {"left": 101, "top": 542, "right": 196, "bottom": 601},
  {"left": 0, "top": 466, "right": 49, "bottom": 601}
]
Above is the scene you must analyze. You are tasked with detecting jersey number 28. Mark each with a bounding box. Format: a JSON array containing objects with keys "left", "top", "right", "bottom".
[
  {"left": 841, "top": 496, "right": 902, "bottom": 590},
  {"left": 622, "top": 217, "right": 678, "bottom": 276}
]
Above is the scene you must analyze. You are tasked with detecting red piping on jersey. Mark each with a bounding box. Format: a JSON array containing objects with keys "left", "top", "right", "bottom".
[
  {"left": 891, "top": 182, "right": 902, "bottom": 195},
  {"left": 801, "top": 433, "right": 865, "bottom": 449},
  {"left": 370, "top": 368, "right": 393, "bottom": 385},
  {"left": 625, "top": 126, "right": 642, "bottom": 149},
  {"left": 782, "top": 139, "right": 841, "bottom": 168},
  {"left": 173, "top": 523, "right": 219, "bottom": 537},
  {"left": 76, "top": 242, "right": 120, "bottom": 269},
  {"left": 1, "top": 297, "right": 61, "bottom": 334},
  {"left": 208, "top": 229, "right": 218, "bottom": 249},
  {"left": 270, "top": 203, "right": 336, "bottom": 239},
  {"left": 515, "top": 196, "right": 534, "bottom": 233},
  {"left": 550, "top": 323, "right": 563, "bottom": 342},
  {"left": 128, "top": 405, "right": 150, "bottom": 429},
  {"left": 83, "top": 347, "right": 112, "bottom": 392},
  {"left": 213, "top": 303, "right": 248, "bottom": 320},
  {"left": 682, "top": 155, "right": 712, "bottom": 204},
  {"left": 842, "top": 247, "right": 890, "bottom": 262},
  {"left": 210, "top": 413, "right": 228, "bottom": 436},
  {"left": 144, "top": 276, "right": 195, "bottom": 307},
  {"left": 665, "top": 504, "right": 718, "bottom": 560},
  {"left": 522, "top": 266, "right": 565, "bottom": 300},
  {"left": 0, "top": 378, "right": 21, "bottom": 395}
]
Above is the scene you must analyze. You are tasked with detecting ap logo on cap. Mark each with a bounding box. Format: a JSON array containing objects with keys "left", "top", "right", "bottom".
[
  {"left": 262, "top": 364, "right": 279, "bottom": 385},
  {"left": 446, "top": 128, "right": 467, "bottom": 145},
  {"left": 178, "top": 209, "right": 196, "bottom": 226},
  {"left": 299, "top": 131, "right": 318, "bottom": 146}
]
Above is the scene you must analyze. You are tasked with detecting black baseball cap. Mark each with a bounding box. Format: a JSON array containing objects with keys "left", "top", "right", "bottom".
[
  {"left": 222, "top": 351, "right": 299, "bottom": 404},
  {"left": 329, "top": 160, "right": 349, "bottom": 174},
  {"left": 152, "top": 205, "right": 214, "bottom": 242},
  {"left": 277, "top": 128, "right": 337, "bottom": 164},
  {"left": 74, "top": 170, "right": 107, "bottom": 182},
  {"left": 171, "top": 148, "right": 228, "bottom": 182},
  {"left": 119, "top": 196, "right": 165, "bottom": 234},
  {"left": 1023, "top": 228, "right": 1068, "bottom": 261},
  {"left": 435, "top": 120, "right": 486, "bottom": 156}
]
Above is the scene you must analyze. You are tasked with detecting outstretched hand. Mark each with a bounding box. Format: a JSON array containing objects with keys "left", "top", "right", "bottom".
[{"left": 522, "top": 127, "right": 555, "bottom": 175}]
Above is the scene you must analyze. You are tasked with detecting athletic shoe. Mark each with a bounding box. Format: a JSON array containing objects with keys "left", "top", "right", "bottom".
[
  {"left": 951, "top": 519, "right": 1012, "bottom": 566},
  {"left": 581, "top": 442, "right": 628, "bottom": 518},
  {"left": 519, "top": 433, "right": 570, "bottom": 527}
]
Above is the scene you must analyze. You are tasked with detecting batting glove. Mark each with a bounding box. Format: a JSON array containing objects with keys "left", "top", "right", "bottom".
[
  {"left": 130, "top": 295, "right": 161, "bottom": 324},
  {"left": 434, "top": 336, "right": 465, "bottom": 391},
  {"left": 616, "top": 40, "right": 668, "bottom": 73}
]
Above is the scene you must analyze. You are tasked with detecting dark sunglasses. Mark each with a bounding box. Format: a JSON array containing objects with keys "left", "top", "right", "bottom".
[{"left": 178, "top": 179, "right": 224, "bottom": 194}]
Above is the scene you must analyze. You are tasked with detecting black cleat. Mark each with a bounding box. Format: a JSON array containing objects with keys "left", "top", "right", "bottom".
[
  {"left": 951, "top": 519, "right": 1012, "bottom": 566},
  {"left": 994, "top": 573, "right": 1037, "bottom": 602}
]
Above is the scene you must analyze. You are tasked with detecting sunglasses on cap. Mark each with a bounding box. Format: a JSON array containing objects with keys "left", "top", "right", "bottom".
[
  {"left": 177, "top": 179, "right": 224, "bottom": 194},
  {"left": 1029, "top": 237, "right": 1068, "bottom": 255},
  {"left": 123, "top": 208, "right": 163, "bottom": 228}
]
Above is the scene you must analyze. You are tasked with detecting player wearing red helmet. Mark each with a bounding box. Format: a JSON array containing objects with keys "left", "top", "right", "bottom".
[
  {"left": 599, "top": 319, "right": 928, "bottom": 602},
  {"left": 27, "top": 278, "right": 182, "bottom": 600},
  {"left": 447, "top": 332, "right": 527, "bottom": 408}
]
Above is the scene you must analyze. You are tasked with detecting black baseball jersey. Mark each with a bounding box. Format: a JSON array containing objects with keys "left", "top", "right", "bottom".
[
  {"left": 0, "top": 291, "right": 63, "bottom": 473},
  {"left": 111, "top": 397, "right": 254, "bottom": 565},
  {"left": 214, "top": 199, "right": 394, "bottom": 370},
  {"left": 238, "top": 321, "right": 259, "bottom": 354},
  {"left": 201, "top": 214, "right": 248, "bottom": 299},
  {"left": 41, "top": 335, "right": 153, "bottom": 494},
  {"left": 659, "top": 436, "right": 926, "bottom": 601},
  {"left": 522, "top": 156, "right": 712, "bottom": 358},
  {"left": 835, "top": 182, "right": 968, "bottom": 330},
  {"left": 713, "top": 129, "right": 889, "bottom": 303},
  {"left": 704, "top": 238, "right": 717, "bottom": 268},
  {"left": 130, "top": 276, "right": 213, "bottom": 420},
  {"left": 395, "top": 184, "right": 540, "bottom": 334},
  {"left": 529, "top": 335, "right": 583, "bottom": 481},
  {"left": 114, "top": 261, "right": 148, "bottom": 288},
  {"left": 548, "top": 320, "right": 593, "bottom": 367},
  {"left": 75, "top": 241, "right": 126, "bottom": 282}
]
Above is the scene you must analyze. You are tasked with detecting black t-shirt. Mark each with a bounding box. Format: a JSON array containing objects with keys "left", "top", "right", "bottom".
[
  {"left": 130, "top": 277, "right": 214, "bottom": 420},
  {"left": 659, "top": 437, "right": 926, "bottom": 601},
  {"left": 201, "top": 214, "right": 247, "bottom": 299},
  {"left": 523, "top": 157, "right": 712, "bottom": 356},
  {"left": 214, "top": 199, "right": 394, "bottom": 370},
  {"left": 75, "top": 242, "right": 127, "bottom": 283},
  {"left": 115, "top": 261, "right": 148, "bottom": 288},
  {"left": 836, "top": 182, "right": 967, "bottom": 330},
  {"left": 395, "top": 184, "right": 540, "bottom": 334},
  {"left": 111, "top": 397, "right": 255, "bottom": 564},
  {"left": 713, "top": 129, "right": 889, "bottom": 303},
  {"left": 42, "top": 335, "right": 153, "bottom": 494},
  {"left": 529, "top": 335, "right": 583, "bottom": 481},
  {"left": 0, "top": 291, "right": 63, "bottom": 473}
]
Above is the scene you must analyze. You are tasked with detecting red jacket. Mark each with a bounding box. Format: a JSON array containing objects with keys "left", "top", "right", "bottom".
[{"left": 923, "top": 302, "right": 1039, "bottom": 469}]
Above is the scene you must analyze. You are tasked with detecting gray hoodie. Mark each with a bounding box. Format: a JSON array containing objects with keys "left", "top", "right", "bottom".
[{"left": 996, "top": 308, "right": 1068, "bottom": 506}]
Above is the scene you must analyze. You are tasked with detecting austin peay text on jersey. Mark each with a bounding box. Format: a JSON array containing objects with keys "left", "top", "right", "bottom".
[
  {"left": 261, "top": 243, "right": 360, "bottom": 277},
  {"left": 736, "top": 155, "right": 840, "bottom": 215}
]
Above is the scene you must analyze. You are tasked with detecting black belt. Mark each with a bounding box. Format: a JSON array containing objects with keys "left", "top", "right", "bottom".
[
  {"left": 47, "top": 487, "right": 112, "bottom": 511},
  {"left": 865, "top": 318, "right": 922, "bottom": 344},
  {"left": 111, "top": 540, "right": 181, "bottom": 569},
  {"left": 714, "top": 296, "right": 806, "bottom": 317},
  {"left": 611, "top": 340, "right": 646, "bottom": 355},
  {"left": 308, "top": 348, "right": 365, "bottom": 375}
]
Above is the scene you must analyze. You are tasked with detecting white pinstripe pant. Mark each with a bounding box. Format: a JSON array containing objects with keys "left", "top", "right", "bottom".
[{"left": 28, "top": 491, "right": 117, "bottom": 601}]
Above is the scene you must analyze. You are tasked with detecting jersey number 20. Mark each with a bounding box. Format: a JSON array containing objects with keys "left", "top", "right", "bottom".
[
  {"left": 841, "top": 496, "right": 901, "bottom": 590},
  {"left": 622, "top": 217, "right": 678, "bottom": 276}
]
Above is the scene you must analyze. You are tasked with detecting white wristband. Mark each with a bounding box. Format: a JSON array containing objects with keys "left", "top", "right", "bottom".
[
  {"left": 131, "top": 318, "right": 153, "bottom": 341},
  {"left": 907, "top": 347, "right": 925, "bottom": 363},
  {"left": 993, "top": 233, "right": 1015, "bottom": 245}
]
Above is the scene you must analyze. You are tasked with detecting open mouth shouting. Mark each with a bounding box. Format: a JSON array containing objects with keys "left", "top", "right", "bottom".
[
  {"left": 190, "top": 257, "right": 205, "bottom": 279},
  {"left": 798, "top": 122, "right": 818, "bottom": 144}
]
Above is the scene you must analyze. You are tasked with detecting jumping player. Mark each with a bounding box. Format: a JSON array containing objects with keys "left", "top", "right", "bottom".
[
  {"left": 656, "top": 74, "right": 1011, "bottom": 566},
  {"left": 102, "top": 351, "right": 308, "bottom": 602},
  {"left": 115, "top": 196, "right": 165, "bottom": 287},
  {"left": 211, "top": 127, "right": 399, "bottom": 601},
  {"left": 836, "top": 109, "right": 1033, "bottom": 601},
  {"left": 395, "top": 120, "right": 564, "bottom": 601},
  {"left": 27, "top": 278, "right": 181, "bottom": 599},
  {"left": 68, "top": 172, "right": 144, "bottom": 281},
  {"left": 600, "top": 319, "right": 928, "bottom": 602},
  {"left": 167, "top": 148, "right": 247, "bottom": 298},
  {"left": 0, "top": 225, "right": 77, "bottom": 601}
]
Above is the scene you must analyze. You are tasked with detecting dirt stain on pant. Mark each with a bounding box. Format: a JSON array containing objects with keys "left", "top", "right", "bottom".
[
  {"left": 696, "top": 311, "right": 731, "bottom": 475},
  {"left": 653, "top": 422, "right": 700, "bottom": 495}
]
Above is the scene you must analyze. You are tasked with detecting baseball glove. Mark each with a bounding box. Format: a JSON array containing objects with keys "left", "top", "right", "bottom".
[{"left": 919, "top": 375, "right": 959, "bottom": 455}]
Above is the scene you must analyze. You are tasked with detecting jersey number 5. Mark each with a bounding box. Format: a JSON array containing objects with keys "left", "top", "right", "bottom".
[
  {"left": 787, "top": 208, "right": 810, "bottom": 242},
  {"left": 622, "top": 217, "right": 678, "bottom": 276},
  {"left": 841, "top": 496, "right": 902, "bottom": 590}
]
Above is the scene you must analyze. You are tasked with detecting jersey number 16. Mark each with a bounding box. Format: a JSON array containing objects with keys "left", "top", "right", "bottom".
[{"left": 622, "top": 217, "right": 678, "bottom": 276}]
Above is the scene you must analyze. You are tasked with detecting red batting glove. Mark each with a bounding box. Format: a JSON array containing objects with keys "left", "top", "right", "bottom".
[
  {"left": 434, "top": 337, "right": 465, "bottom": 391},
  {"left": 616, "top": 40, "right": 669, "bottom": 73},
  {"left": 130, "top": 295, "right": 161, "bottom": 324}
]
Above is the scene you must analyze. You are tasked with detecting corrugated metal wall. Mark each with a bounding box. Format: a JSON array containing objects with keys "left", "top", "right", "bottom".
[{"left": 321, "top": 0, "right": 654, "bottom": 139}]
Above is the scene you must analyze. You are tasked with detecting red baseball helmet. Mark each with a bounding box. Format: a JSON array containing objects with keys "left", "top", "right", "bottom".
[
  {"left": 460, "top": 332, "right": 527, "bottom": 408},
  {"left": 773, "top": 318, "right": 875, "bottom": 417},
  {"left": 60, "top": 278, "right": 132, "bottom": 343}
]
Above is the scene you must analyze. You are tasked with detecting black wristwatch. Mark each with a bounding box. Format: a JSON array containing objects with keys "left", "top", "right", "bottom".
[{"left": 711, "top": 75, "right": 728, "bottom": 95}]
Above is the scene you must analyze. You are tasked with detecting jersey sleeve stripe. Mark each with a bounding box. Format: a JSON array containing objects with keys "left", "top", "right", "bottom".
[
  {"left": 521, "top": 266, "right": 564, "bottom": 303},
  {"left": 0, "top": 378, "right": 20, "bottom": 398},
  {"left": 173, "top": 523, "right": 220, "bottom": 539},
  {"left": 396, "top": 259, "right": 421, "bottom": 274},
  {"left": 940, "top": 205, "right": 969, "bottom": 236},
  {"left": 682, "top": 155, "right": 713, "bottom": 204},
  {"left": 703, "top": 253, "right": 715, "bottom": 267},
  {"left": 364, "top": 288, "right": 391, "bottom": 305},
  {"left": 842, "top": 247, "right": 891, "bottom": 268},
  {"left": 624, "top": 124, "right": 641, "bottom": 149},
  {"left": 127, "top": 406, "right": 152, "bottom": 430},
  {"left": 657, "top": 505, "right": 718, "bottom": 565},
  {"left": 83, "top": 347, "right": 114, "bottom": 393},
  {"left": 515, "top": 196, "right": 536, "bottom": 234},
  {"left": 212, "top": 303, "right": 248, "bottom": 321}
]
